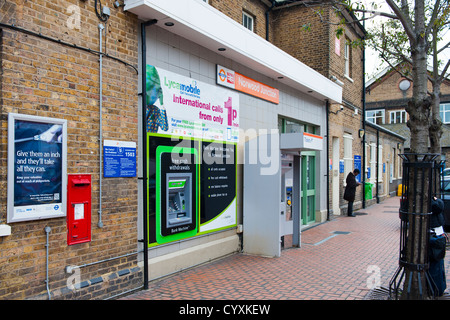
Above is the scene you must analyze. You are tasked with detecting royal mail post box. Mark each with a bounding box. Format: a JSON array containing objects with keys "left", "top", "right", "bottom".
[{"left": 67, "top": 174, "right": 91, "bottom": 245}]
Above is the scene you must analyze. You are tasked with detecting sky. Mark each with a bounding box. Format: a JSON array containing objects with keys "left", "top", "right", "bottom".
[{"left": 360, "top": 0, "right": 450, "bottom": 81}]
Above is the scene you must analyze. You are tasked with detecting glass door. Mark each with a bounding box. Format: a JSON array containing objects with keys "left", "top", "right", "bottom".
[{"left": 301, "top": 152, "right": 316, "bottom": 225}]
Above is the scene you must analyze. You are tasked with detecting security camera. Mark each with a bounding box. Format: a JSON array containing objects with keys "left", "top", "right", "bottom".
[{"left": 340, "top": 105, "right": 344, "bottom": 111}]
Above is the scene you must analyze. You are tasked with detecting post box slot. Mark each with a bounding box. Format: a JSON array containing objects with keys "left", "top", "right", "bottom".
[{"left": 71, "top": 179, "right": 90, "bottom": 186}]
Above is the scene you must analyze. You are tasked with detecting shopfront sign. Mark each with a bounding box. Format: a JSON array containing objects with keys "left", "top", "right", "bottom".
[{"left": 216, "top": 65, "right": 279, "bottom": 104}]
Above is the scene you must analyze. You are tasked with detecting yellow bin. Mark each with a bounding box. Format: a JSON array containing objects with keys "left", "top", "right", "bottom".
[{"left": 397, "top": 184, "right": 406, "bottom": 196}]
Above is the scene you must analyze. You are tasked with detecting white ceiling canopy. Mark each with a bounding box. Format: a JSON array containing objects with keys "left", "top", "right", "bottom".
[{"left": 125, "top": 0, "right": 342, "bottom": 104}]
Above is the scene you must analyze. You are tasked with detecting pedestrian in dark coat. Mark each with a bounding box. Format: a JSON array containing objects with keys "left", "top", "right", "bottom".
[
  {"left": 428, "top": 196, "right": 447, "bottom": 296},
  {"left": 343, "top": 169, "right": 361, "bottom": 217}
]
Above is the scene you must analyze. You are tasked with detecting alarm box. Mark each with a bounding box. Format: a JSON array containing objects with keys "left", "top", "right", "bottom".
[{"left": 67, "top": 174, "right": 91, "bottom": 245}]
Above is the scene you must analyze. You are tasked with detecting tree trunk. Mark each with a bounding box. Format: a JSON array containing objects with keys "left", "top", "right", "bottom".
[{"left": 401, "top": 8, "right": 432, "bottom": 298}]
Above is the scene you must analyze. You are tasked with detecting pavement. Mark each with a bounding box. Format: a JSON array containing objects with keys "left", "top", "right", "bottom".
[{"left": 120, "top": 196, "right": 450, "bottom": 301}]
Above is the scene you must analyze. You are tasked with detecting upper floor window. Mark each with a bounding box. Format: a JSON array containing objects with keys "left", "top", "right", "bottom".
[
  {"left": 242, "top": 11, "right": 254, "bottom": 32},
  {"left": 366, "top": 110, "right": 385, "bottom": 125},
  {"left": 344, "top": 41, "right": 351, "bottom": 78},
  {"left": 440, "top": 103, "right": 450, "bottom": 124},
  {"left": 389, "top": 110, "right": 407, "bottom": 124}
]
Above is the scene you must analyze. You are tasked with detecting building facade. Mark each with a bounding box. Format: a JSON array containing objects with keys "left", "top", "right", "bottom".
[
  {"left": 0, "top": 0, "right": 401, "bottom": 300},
  {"left": 1, "top": 0, "right": 141, "bottom": 299},
  {"left": 366, "top": 65, "right": 450, "bottom": 168}
]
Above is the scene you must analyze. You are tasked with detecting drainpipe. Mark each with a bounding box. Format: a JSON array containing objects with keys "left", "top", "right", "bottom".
[
  {"left": 376, "top": 128, "right": 380, "bottom": 203},
  {"left": 326, "top": 100, "right": 330, "bottom": 220},
  {"left": 265, "top": 1, "right": 276, "bottom": 41},
  {"left": 98, "top": 23, "right": 104, "bottom": 228},
  {"left": 140, "top": 19, "right": 157, "bottom": 290},
  {"left": 44, "top": 226, "right": 51, "bottom": 300},
  {"left": 361, "top": 13, "right": 366, "bottom": 209}
]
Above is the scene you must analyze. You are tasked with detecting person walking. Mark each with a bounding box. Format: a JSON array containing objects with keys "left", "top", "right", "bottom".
[{"left": 343, "top": 169, "right": 362, "bottom": 217}]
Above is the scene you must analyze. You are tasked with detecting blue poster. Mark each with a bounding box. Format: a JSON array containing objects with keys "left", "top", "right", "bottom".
[
  {"left": 8, "top": 113, "right": 67, "bottom": 223},
  {"left": 103, "top": 140, "right": 136, "bottom": 178},
  {"left": 354, "top": 155, "right": 361, "bottom": 183},
  {"left": 14, "top": 120, "right": 63, "bottom": 207}
]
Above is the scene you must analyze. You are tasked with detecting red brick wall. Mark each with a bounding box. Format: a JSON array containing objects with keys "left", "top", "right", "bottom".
[
  {"left": 0, "top": 0, "right": 140, "bottom": 299},
  {"left": 209, "top": 0, "right": 269, "bottom": 40}
]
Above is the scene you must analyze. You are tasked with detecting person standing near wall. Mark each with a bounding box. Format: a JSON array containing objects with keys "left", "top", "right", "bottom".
[{"left": 344, "top": 169, "right": 362, "bottom": 217}]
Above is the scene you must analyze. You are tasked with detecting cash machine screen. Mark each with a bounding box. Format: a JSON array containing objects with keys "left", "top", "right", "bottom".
[{"left": 166, "top": 174, "right": 192, "bottom": 228}]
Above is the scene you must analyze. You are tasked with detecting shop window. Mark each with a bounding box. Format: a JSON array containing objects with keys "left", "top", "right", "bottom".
[
  {"left": 278, "top": 117, "right": 317, "bottom": 134},
  {"left": 242, "top": 11, "right": 254, "bottom": 32}
]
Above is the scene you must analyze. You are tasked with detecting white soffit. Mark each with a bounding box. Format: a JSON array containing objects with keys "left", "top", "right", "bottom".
[{"left": 125, "top": 0, "right": 342, "bottom": 104}]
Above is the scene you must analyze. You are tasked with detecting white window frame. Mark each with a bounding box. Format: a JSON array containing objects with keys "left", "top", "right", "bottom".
[
  {"left": 378, "top": 144, "right": 383, "bottom": 182},
  {"left": 343, "top": 133, "right": 353, "bottom": 185},
  {"left": 242, "top": 11, "right": 254, "bottom": 32},
  {"left": 397, "top": 146, "right": 402, "bottom": 179},
  {"left": 344, "top": 42, "right": 350, "bottom": 77},
  {"left": 389, "top": 110, "right": 407, "bottom": 124},
  {"left": 366, "top": 109, "right": 385, "bottom": 125},
  {"left": 369, "top": 143, "right": 376, "bottom": 183},
  {"left": 440, "top": 103, "right": 450, "bottom": 124}
]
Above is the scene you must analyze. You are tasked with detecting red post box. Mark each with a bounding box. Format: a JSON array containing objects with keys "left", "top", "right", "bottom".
[{"left": 67, "top": 174, "right": 91, "bottom": 245}]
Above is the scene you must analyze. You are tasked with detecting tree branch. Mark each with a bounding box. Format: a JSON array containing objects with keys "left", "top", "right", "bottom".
[
  {"left": 384, "top": 0, "right": 416, "bottom": 43},
  {"left": 437, "top": 40, "right": 450, "bottom": 54},
  {"left": 425, "top": 0, "right": 442, "bottom": 40},
  {"left": 438, "top": 58, "right": 450, "bottom": 84},
  {"left": 351, "top": 8, "right": 398, "bottom": 20}
]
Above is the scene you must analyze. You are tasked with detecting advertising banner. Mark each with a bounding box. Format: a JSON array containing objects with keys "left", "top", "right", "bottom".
[
  {"left": 146, "top": 65, "right": 239, "bottom": 142},
  {"left": 8, "top": 113, "right": 67, "bottom": 223},
  {"left": 146, "top": 65, "right": 238, "bottom": 246}
]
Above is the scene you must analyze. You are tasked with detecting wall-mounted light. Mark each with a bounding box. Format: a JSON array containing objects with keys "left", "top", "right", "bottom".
[{"left": 359, "top": 129, "right": 365, "bottom": 138}]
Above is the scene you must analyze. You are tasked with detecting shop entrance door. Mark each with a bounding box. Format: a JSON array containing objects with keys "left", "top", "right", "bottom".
[{"left": 301, "top": 152, "right": 316, "bottom": 225}]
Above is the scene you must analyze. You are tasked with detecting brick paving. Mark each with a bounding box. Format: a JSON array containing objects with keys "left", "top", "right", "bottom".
[{"left": 121, "top": 196, "right": 450, "bottom": 300}]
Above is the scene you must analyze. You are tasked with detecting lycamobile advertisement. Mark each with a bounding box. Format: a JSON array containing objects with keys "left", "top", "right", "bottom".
[
  {"left": 146, "top": 65, "right": 238, "bottom": 246},
  {"left": 145, "top": 65, "right": 239, "bottom": 142}
]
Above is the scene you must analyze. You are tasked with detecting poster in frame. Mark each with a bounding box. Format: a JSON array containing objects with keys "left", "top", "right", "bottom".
[{"left": 7, "top": 113, "right": 67, "bottom": 223}]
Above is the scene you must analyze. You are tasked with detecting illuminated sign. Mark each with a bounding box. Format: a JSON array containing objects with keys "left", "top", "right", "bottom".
[{"left": 216, "top": 65, "right": 279, "bottom": 104}]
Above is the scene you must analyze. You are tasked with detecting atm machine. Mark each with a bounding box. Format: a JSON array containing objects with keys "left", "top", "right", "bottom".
[
  {"left": 166, "top": 173, "right": 192, "bottom": 228},
  {"left": 156, "top": 146, "right": 198, "bottom": 244}
]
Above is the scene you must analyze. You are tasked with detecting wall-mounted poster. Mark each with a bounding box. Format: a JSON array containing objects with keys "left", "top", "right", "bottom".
[
  {"left": 7, "top": 113, "right": 67, "bottom": 223},
  {"left": 103, "top": 140, "right": 136, "bottom": 178},
  {"left": 145, "top": 65, "right": 238, "bottom": 246}
]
